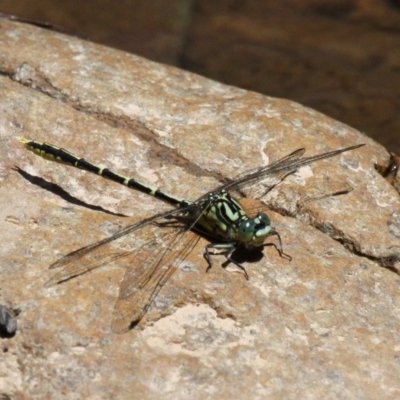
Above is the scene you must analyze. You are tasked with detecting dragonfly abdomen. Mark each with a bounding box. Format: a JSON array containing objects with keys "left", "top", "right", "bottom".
[{"left": 20, "top": 139, "right": 185, "bottom": 207}]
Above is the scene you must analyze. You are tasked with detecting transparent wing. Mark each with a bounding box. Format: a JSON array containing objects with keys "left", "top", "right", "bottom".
[
  {"left": 111, "top": 225, "right": 201, "bottom": 333},
  {"left": 202, "top": 144, "right": 364, "bottom": 200},
  {"left": 44, "top": 204, "right": 202, "bottom": 332},
  {"left": 44, "top": 206, "right": 191, "bottom": 287}
]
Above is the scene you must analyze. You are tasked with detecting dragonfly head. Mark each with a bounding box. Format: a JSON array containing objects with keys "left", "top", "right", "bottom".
[{"left": 237, "top": 212, "right": 271, "bottom": 248}]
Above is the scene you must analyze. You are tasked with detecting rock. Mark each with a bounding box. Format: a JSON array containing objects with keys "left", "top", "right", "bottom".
[
  {"left": 376, "top": 152, "right": 400, "bottom": 194},
  {"left": 0, "top": 18, "right": 399, "bottom": 399},
  {"left": 0, "top": 305, "right": 17, "bottom": 336}
]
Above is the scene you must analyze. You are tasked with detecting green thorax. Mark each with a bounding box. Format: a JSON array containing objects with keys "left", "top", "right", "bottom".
[{"left": 194, "top": 190, "right": 272, "bottom": 248}]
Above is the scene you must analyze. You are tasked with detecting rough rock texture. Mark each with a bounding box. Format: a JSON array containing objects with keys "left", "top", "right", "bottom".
[
  {"left": 1, "top": 0, "right": 400, "bottom": 155},
  {"left": 0, "top": 19, "right": 399, "bottom": 399}
]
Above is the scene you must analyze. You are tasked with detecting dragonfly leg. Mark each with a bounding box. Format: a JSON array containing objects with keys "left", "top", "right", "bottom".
[
  {"left": 204, "top": 242, "right": 250, "bottom": 280},
  {"left": 267, "top": 229, "right": 292, "bottom": 261}
]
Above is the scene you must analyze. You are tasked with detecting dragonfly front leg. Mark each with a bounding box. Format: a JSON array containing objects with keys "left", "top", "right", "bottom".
[{"left": 266, "top": 229, "right": 292, "bottom": 261}]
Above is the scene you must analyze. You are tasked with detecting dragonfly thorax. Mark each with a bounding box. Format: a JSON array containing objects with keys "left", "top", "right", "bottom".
[{"left": 195, "top": 190, "right": 272, "bottom": 247}]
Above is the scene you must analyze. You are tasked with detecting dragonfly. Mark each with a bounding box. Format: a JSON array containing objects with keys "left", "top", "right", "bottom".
[{"left": 20, "top": 138, "right": 364, "bottom": 332}]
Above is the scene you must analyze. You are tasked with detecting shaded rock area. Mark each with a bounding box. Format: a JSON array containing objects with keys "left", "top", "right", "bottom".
[
  {"left": 0, "top": 20, "right": 400, "bottom": 399},
  {"left": 0, "top": 0, "right": 399, "bottom": 155},
  {"left": 0, "top": 305, "right": 17, "bottom": 336}
]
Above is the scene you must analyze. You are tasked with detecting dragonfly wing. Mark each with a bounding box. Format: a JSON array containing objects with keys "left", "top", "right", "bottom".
[
  {"left": 201, "top": 149, "right": 305, "bottom": 200},
  {"left": 45, "top": 249, "right": 132, "bottom": 287},
  {"left": 207, "top": 144, "right": 364, "bottom": 200},
  {"left": 45, "top": 207, "right": 187, "bottom": 286},
  {"left": 111, "top": 225, "right": 201, "bottom": 333}
]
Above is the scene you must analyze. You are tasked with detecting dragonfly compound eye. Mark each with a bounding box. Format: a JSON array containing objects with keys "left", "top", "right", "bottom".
[
  {"left": 237, "top": 219, "right": 256, "bottom": 243},
  {"left": 254, "top": 213, "right": 271, "bottom": 238},
  {"left": 237, "top": 212, "right": 271, "bottom": 245}
]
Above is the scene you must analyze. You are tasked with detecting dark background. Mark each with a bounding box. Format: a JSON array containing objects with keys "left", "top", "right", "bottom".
[{"left": 2, "top": 0, "right": 400, "bottom": 154}]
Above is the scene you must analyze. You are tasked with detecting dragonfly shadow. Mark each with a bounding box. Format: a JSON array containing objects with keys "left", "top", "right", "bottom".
[
  {"left": 226, "top": 245, "right": 265, "bottom": 266},
  {"left": 14, "top": 166, "right": 128, "bottom": 217},
  {"left": 219, "top": 242, "right": 288, "bottom": 274}
]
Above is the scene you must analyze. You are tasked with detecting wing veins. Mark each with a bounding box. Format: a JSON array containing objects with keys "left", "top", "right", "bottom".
[
  {"left": 48, "top": 206, "right": 190, "bottom": 272},
  {"left": 202, "top": 144, "right": 364, "bottom": 198},
  {"left": 111, "top": 228, "right": 200, "bottom": 332}
]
